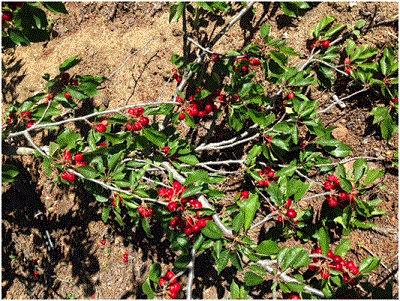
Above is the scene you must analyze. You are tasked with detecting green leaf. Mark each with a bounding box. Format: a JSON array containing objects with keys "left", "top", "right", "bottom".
[
  {"left": 148, "top": 262, "right": 161, "bottom": 283},
  {"left": 232, "top": 211, "right": 244, "bottom": 233},
  {"left": 102, "top": 206, "right": 110, "bottom": 223},
  {"left": 181, "top": 186, "right": 203, "bottom": 198},
  {"left": 246, "top": 145, "right": 262, "bottom": 165},
  {"left": 178, "top": 154, "right": 199, "bottom": 166},
  {"left": 359, "top": 257, "right": 380, "bottom": 274},
  {"left": 108, "top": 151, "right": 124, "bottom": 171},
  {"left": 2, "top": 164, "right": 20, "bottom": 183},
  {"left": 243, "top": 194, "right": 260, "bottom": 231},
  {"left": 340, "top": 178, "right": 353, "bottom": 193},
  {"left": 364, "top": 169, "right": 384, "bottom": 186},
  {"left": 201, "top": 221, "right": 223, "bottom": 239},
  {"left": 282, "top": 247, "right": 310, "bottom": 270},
  {"left": 334, "top": 238, "right": 351, "bottom": 257},
  {"left": 294, "top": 181, "right": 313, "bottom": 202},
  {"left": 56, "top": 129, "right": 81, "bottom": 149},
  {"left": 59, "top": 56, "right": 81, "bottom": 72},
  {"left": 313, "top": 16, "right": 335, "bottom": 38},
  {"left": 256, "top": 240, "right": 279, "bottom": 256},
  {"left": 41, "top": 2, "right": 68, "bottom": 14},
  {"left": 77, "top": 166, "right": 99, "bottom": 179},
  {"left": 260, "top": 24, "right": 271, "bottom": 41},
  {"left": 142, "top": 128, "right": 166, "bottom": 148},
  {"left": 353, "top": 158, "right": 368, "bottom": 182},
  {"left": 380, "top": 117, "right": 394, "bottom": 140},
  {"left": 184, "top": 170, "right": 210, "bottom": 186},
  {"left": 175, "top": 254, "right": 191, "bottom": 270},
  {"left": 217, "top": 250, "right": 230, "bottom": 274},
  {"left": 231, "top": 280, "right": 240, "bottom": 299},
  {"left": 318, "top": 227, "right": 330, "bottom": 256},
  {"left": 142, "top": 280, "right": 155, "bottom": 299},
  {"left": 269, "top": 50, "right": 288, "bottom": 67},
  {"left": 8, "top": 29, "right": 30, "bottom": 46},
  {"left": 244, "top": 272, "right": 264, "bottom": 286},
  {"left": 325, "top": 23, "right": 346, "bottom": 38}
]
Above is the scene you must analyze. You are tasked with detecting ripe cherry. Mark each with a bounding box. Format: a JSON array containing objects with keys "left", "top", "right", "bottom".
[
  {"left": 240, "top": 191, "right": 250, "bottom": 199},
  {"left": 2, "top": 11, "right": 13, "bottom": 23},
  {"left": 74, "top": 153, "right": 84, "bottom": 162},
  {"left": 163, "top": 146, "right": 170, "bottom": 155},
  {"left": 139, "top": 116, "right": 149, "bottom": 126},
  {"left": 65, "top": 92, "right": 72, "bottom": 100},
  {"left": 165, "top": 271, "right": 175, "bottom": 281},
  {"left": 61, "top": 172, "right": 75, "bottom": 182},
  {"left": 63, "top": 149, "right": 73, "bottom": 161},
  {"left": 345, "top": 68, "right": 352, "bottom": 75},
  {"left": 123, "top": 253, "right": 129, "bottom": 262},
  {"left": 285, "top": 199, "right": 292, "bottom": 208},
  {"left": 192, "top": 201, "right": 202, "bottom": 209},
  {"left": 33, "top": 270, "right": 38, "bottom": 278},
  {"left": 350, "top": 266, "right": 359, "bottom": 275},
  {"left": 344, "top": 57, "right": 351, "bottom": 66},
  {"left": 170, "top": 283, "right": 181, "bottom": 293},
  {"left": 184, "top": 227, "right": 193, "bottom": 236},
  {"left": 76, "top": 161, "right": 86, "bottom": 167},
  {"left": 346, "top": 261, "right": 356, "bottom": 270},
  {"left": 192, "top": 224, "right": 201, "bottom": 233},
  {"left": 241, "top": 66, "right": 248, "bottom": 73},
  {"left": 168, "top": 291, "right": 178, "bottom": 299},
  {"left": 173, "top": 182, "right": 182, "bottom": 192},
  {"left": 198, "top": 110, "right": 206, "bottom": 118},
  {"left": 290, "top": 294, "right": 301, "bottom": 300},
  {"left": 321, "top": 270, "right": 330, "bottom": 279},
  {"left": 393, "top": 97, "right": 398, "bottom": 104},
  {"left": 328, "top": 175, "right": 338, "bottom": 183},
  {"left": 339, "top": 192, "right": 349, "bottom": 201},
  {"left": 101, "top": 239, "right": 106, "bottom": 245},
  {"left": 197, "top": 219, "right": 207, "bottom": 228},
  {"left": 27, "top": 121, "right": 35, "bottom": 128},
  {"left": 287, "top": 209, "right": 297, "bottom": 219},
  {"left": 250, "top": 58, "right": 261, "bottom": 66},
  {"left": 126, "top": 123, "right": 134, "bottom": 131},
  {"left": 321, "top": 40, "right": 330, "bottom": 48},
  {"left": 179, "top": 112, "right": 186, "bottom": 120},
  {"left": 327, "top": 250, "right": 334, "bottom": 258},
  {"left": 324, "top": 181, "right": 334, "bottom": 191},
  {"left": 159, "top": 277, "right": 168, "bottom": 287},
  {"left": 288, "top": 92, "right": 295, "bottom": 100},
  {"left": 212, "top": 54, "right": 219, "bottom": 61},
  {"left": 176, "top": 77, "right": 182, "bottom": 84},
  {"left": 333, "top": 255, "right": 342, "bottom": 264},
  {"left": 96, "top": 124, "right": 107, "bottom": 133},
  {"left": 167, "top": 202, "right": 178, "bottom": 212},
  {"left": 133, "top": 122, "right": 142, "bottom": 131},
  {"left": 327, "top": 197, "right": 338, "bottom": 208}
]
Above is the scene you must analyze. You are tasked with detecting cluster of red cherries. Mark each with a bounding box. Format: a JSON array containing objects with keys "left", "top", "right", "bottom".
[
  {"left": 158, "top": 271, "right": 182, "bottom": 299},
  {"left": 60, "top": 149, "right": 86, "bottom": 182},
  {"left": 159, "top": 182, "right": 211, "bottom": 237},
  {"left": 257, "top": 166, "right": 279, "bottom": 187},
  {"left": 232, "top": 55, "right": 262, "bottom": 74},
  {"left": 125, "top": 107, "right": 149, "bottom": 132},
  {"left": 323, "top": 174, "right": 356, "bottom": 208},
  {"left": 6, "top": 111, "right": 35, "bottom": 129},
  {"left": 177, "top": 88, "right": 219, "bottom": 121},
  {"left": 138, "top": 204, "right": 155, "bottom": 218},
  {"left": 309, "top": 247, "right": 360, "bottom": 285},
  {"left": 310, "top": 39, "right": 331, "bottom": 50}
]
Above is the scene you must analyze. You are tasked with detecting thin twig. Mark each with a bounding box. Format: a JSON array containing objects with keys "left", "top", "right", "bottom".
[
  {"left": 186, "top": 247, "right": 196, "bottom": 300},
  {"left": 8, "top": 101, "right": 179, "bottom": 138},
  {"left": 301, "top": 191, "right": 331, "bottom": 201},
  {"left": 250, "top": 212, "right": 278, "bottom": 230},
  {"left": 314, "top": 156, "right": 385, "bottom": 168},
  {"left": 23, "top": 132, "right": 48, "bottom": 157},
  {"left": 318, "top": 88, "right": 369, "bottom": 114}
]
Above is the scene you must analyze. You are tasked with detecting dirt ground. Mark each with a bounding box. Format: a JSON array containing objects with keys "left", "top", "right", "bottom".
[{"left": 2, "top": 2, "right": 398, "bottom": 299}]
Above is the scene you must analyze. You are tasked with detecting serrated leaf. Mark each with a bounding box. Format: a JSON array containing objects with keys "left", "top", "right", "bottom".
[
  {"left": 244, "top": 272, "right": 264, "bottom": 286},
  {"left": 243, "top": 194, "right": 260, "bottom": 230},
  {"left": 231, "top": 280, "right": 240, "bottom": 299},
  {"left": 359, "top": 257, "right": 380, "bottom": 274},
  {"left": 334, "top": 238, "right": 351, "bottom": 257},
  {"left": 364, "top": 169, "right": 384, "bottom": 186},
  {"left": 102, "top": 206, "right": 110, "bottom": 223},
  {"left": 77, "top": 166, "right": 99, "bottom": 179},
  {"left": 142, "top": 128, "right": 166, "bottom": 148},
  {"left": 142, "top": 280, "right": 155, "bottom": 299},
  {"left": 217, "top": 250, "right": 230, "bottom": 274},
  {"left": 184, "top": 169, "right": 210, "bottom": 186},
  {"left": 318, "top": 227, "right": 330, "bottom": 256},
  {"left": 148, "top": 263, "right": 161, "bottom": 283},
  {"left": 175, "top": 254, "right": 191, "bottom": 270},
  {"left": 181, "top": 185, "right": 203, "bottom": 198},
  {"left": 201, "top": 221, "right": 223, "bottom": 239},
  {"left": 353, "top": 158, "right": 368, "bottom": 182},
  {"left": 256, "top": 240, "right": 279, "bottom": 256},
  {"left": 178, "top": 154, "right": 199, "bottom": 166}
]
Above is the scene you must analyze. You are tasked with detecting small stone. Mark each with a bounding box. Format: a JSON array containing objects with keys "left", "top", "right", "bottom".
[{"left": 332, "top": 126, "right": 349, "bottom": 143}]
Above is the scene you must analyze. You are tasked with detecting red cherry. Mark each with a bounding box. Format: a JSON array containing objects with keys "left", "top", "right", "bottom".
[
  {"left": 346, "top": 261, "right": 356, "bottom": 270},
  {"left": 268, "top": 171, "right": 275, "bottom": 178},
  {"left": 287, "top": 209, "right": 297, "bottom": 219},
  {"left": 128, "top": 108, "right": 136, "bottom": 115},
  {"left": 96, "top": 124, "right": 107, "bottom": 133},
  {"left": 198, "top": 110, "right": 206, "bottom": 118},
  {"left": 197, "top": 219, "right": 207, "bottom": 228},
  {"left": 179, "top": 112, "right": 186, "bottom": 120},
  {"left": 137, "top": 107, "right": 145, "bottom": 115},
  {"left": 173, "top": 182, "right": 182, "bottom": 192},
  {"left": 126, "top": 123, "right": 134, "bottom": 131},
  {"left": 65, "top": 92, "right": 72, "bottom": 100},
  {"left": 170, "top": 283, "right": 181, "bottom": 293},
  {"left": 240, "top": 191, "right": 250, "bottom": 199},
  {"left": 139, "top": 116, "right": 149, "bottom": 126},
  {"left": 349, "top": 277, "right": 358, "bottom": 286},
  {"left": 123, "top": 254, "right": 129, "bottom": 262},
  {"left": 170, "top": 218, "right": 178, "bottom": 228},
  {"left": 205, "top": 104, "right": 213, "bottom": 112},
  {"left": 188, "top": 106, "right": 198, "bottom": 117},
  {"left": 176, "top": 95, "right": 184, "bottom": 103},
  {"left": 350, "top": 266, "right": 359, "bottom": 275},
  {"left": 343, "top": 273, "right": 350, "bottom": 283},
  {"left": 327, "top": 197, "right": 338, "bottom": 208},
  {"left": 168, "top": 291, "right": 178, "bottom": 299},
  {"left": 61, "top": 172, "right": 75, "bottom": 182},
  {"left": 76, "top": 161, "right": 86, "bottom": 167},
  {"left": 327, "top": 250, "right": 334, "bottom": 258},
  {"left": 212, "top": 54, "right": 219, "bottom": 61},
  {"left": 241, "top": 66, "right": 248, "bottom": 73},
  {"left": 315, "top": 248, "right": 322, "bottom": 254},
  {"left": 159, "top": 277, "right": 168, "bottom": 287},
  {"left": 192, "top": 224, "right": 201, "bottom": 233},
  {"left": 333, "top": 255, "right": 342, "bottom": 264},
  {"left": 321, "top": 40, "right": 330, "bottom": 48},
  {"left": 324, "top": 181, "right": 334, "bottom": 191},
  {"left": 285, "top": 199, "right": 292, "bottom": 208},
  {"left": 99, "top": 142, "right": 107, "bottom": 147},
  {"left": 167, "top": 202, "right": 178, "bottom": 212},
  {"left": 176, "top": 77, "right": 182, "bottom": 84},
  {"left": 192, "top": 201, "right": 202, "bottom": 209},
  {"left": 392, "top": 97, "right": 398, "bottom": 104},
  {"left": 308, "top": 264, "right": 319, "bottom": 271},
  {"left": 250, "top": 58, "right": 261, "bottom": 66},
  {"left": 328, "top": 175, "right": 338, "bottom": 183},
  {"left": 165, "top": 271, "right": 175, "bottom": 281},
  {"left": 184, "top": 227, "right": 193, "bottom": 236},
  {"left": 321, "top": 270, "right": 330, "bottom": 279},
  {"left": 334, "top": 263, "right": 344, "bottom": 272},
  {"left": 2, "top": 11, "right": 13, "bottom": 23},
  {"left": 344, "top": 57, "right": 351, "bottom": 66},
  {"left": 290, "top": 294, "right": 301, "bottom": 300},
  {"left": 74, "top": 153, "right": 84, "bottom": 162},
  {"left": 339, "top": 192, "right": 349, "bottom": 201},
  {"left": 101, "top": 240, "right": 106, "bottom": 245},
  {"left": 163, "top": 146, "right": 170, "bottom": 155},
  {"left": 33, "top": 271, "right": 38, "bottom": 278},
  {"left": 21, "top": 111, "right": 32, "bottom": 118},
  {"left": 345, "top": 68, "right": 352, "bottom": 75},
  {"left": 266, "top": 136, "right": 273, "bottom": 143},
  {"left": 70, "top": 79, "right": 79, "bottom": 86},
  {"left": 288, "top": 92, "right": 295, "bottom": 100},
  {"left": 63, "top": 150, "right": 73, "bottom": 161},
  {"left": 133, "top": 122, "right": 142, "bottom": 131}
]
